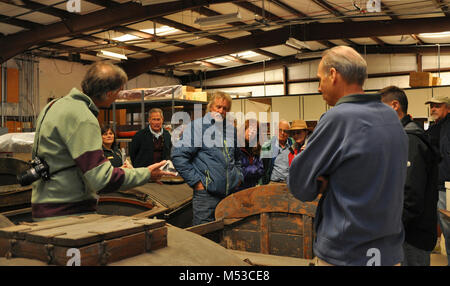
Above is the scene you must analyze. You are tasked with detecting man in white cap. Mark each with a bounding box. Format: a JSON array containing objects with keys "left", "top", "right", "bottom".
[{"left": 425, "top": 94, "right": 450, "bottom": 266}]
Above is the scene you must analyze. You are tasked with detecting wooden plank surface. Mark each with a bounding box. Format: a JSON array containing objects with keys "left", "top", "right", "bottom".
[
  {"left": 0, "top": 214, "right": 108, "bottom": 239},
  {"left": 25, "top": 216, "right": 165, "bottom": 247}
]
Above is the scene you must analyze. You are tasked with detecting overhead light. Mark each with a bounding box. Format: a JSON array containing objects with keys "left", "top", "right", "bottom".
[
  {"left": 96, "top": 50, "right": 127, "bottom": 61},
  {"left": 194, "top": 12, "right": 242, "bottom": 26},
  {"left": 418, "top": 31, "right": 450, "bottom": 38},
  {"left": 295, "top": 51, "right": 323, "bottom": 60},
  {"left": 285, "top": 37, "right": 313, "bottom": 51},
  {"left": 138, "top": 0, "right": 179, "bottom": 5},
  {"left": 230, "top": 51, "right": 260, "bottom": 58},
  {"left": 176, "top": 63, "right": 207, "bottom": 71}
]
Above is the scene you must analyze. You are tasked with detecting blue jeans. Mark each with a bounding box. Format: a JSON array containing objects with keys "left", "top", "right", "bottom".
[
  {"left": 438, "top": 191, "right": 450, "bottom": 266},
  {"left": 402, "top": 242, "right": 431, "bottom": 266},
  {"left": 192, "top": 189, "right": 222, "bottom": 226}
]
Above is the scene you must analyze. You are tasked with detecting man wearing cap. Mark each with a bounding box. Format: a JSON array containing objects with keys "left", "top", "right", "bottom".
[
  {"left": 288, "top": 46, "right": 408, "bottom": 266},
  {"left": 425, "top": 94, "right": 450, "bottom": 266},
  {"left": 288, "top": 120, "right": 311, "bottom": 166}
]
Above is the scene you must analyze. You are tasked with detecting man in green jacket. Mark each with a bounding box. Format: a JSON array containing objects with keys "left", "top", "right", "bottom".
[{"left": 31, "top": 62, "right": 172, "bottom": 221}]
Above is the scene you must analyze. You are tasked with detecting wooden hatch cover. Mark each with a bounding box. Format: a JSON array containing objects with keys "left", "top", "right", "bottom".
[
  {"left": 0, "top": 214, "right": 167, "bottom": 265},
  {"left": 214, "top": 184, "right": 319, "bottom": 259}
]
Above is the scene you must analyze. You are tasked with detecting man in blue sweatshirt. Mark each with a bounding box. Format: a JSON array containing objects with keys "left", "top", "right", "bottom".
[{"left": 288, "top": 46, "right": 408, "bottom": 266}]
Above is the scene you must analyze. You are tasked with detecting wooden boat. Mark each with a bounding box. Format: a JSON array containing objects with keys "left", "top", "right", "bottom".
[
  {"left": 186, "top": 184, "right": 319, "bottom": 261},
  {"left": 0, "top": 158, "right": 32, "bottom": 221},
  {"left": 97, "top": 179, "right": 193, "bottom": 228},
  {"left": 0, "top": 214, "right": 248, "bottom": 266}
]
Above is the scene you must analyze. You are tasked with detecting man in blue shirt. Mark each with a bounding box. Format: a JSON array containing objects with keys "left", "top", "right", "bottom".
[
  {"left": 288, "top": 46, "right": 408, "bottom": 266},
  {"left": 260, "top": 120, "right": 294, "bottom": 184}
]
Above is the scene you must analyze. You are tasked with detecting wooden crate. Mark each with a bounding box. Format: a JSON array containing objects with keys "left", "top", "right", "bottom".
[
  {"left": 432, "top": 77, "right": 442, "bottom": 86},
  {"left": 409, "top": 72, "right": 433, "bottom": 87},
  {"left": 0, "top": 214, "right": 167, "bottom": 265}
]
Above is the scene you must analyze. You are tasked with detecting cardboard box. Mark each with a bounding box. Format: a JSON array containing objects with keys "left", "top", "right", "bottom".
[
  {"left": 182, "top": 86, "right": 195, "bottom": 94},
  {"left": 432, "top": 77, "right": 442, "bottom": 86},
  {"left": 409, "top": 72, "right": 433, "bottom": 87},
  {"left": 192, "top": 91, "right": 207, "bottom": 101}
]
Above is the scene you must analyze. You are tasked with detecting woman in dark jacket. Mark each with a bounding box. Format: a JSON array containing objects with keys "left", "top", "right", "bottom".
[
  {"left": 237, "top": 119, "right": 264, "bottom": 191},
  {"left": 101, "top": 124, "right": 124, "bottom": 167}
]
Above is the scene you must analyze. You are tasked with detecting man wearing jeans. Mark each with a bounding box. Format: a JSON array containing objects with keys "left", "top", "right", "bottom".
[
  {"left": 171, "top": 92, "right": 243, "bottom": 226},
  {"left": 425, "top": 95, "right": 450, "bottom": 265}
]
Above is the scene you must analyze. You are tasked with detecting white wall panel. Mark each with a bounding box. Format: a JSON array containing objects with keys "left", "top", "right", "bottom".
[
  {"left": 405, "top": 88, "right": 432, "bottom": 118},
  {"left": 272, "top": 96, "right": 300, "bottom": 123}
]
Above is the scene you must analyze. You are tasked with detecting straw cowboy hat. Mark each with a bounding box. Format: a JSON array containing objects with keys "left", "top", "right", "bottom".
[{"left": 289, "top": 120, "right": 310, "bottom": 131}]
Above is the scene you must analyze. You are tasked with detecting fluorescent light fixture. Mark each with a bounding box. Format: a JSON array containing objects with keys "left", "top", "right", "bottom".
[
  {"left": 295, "top": 51, "right": 323, "bottom": 60},
  {"left": 194, "top": 12, "right": 242, "bottom": 26},
  {"left": 96, "top": 50, "right": 127, "bottom": 61},
  {"left": 177, "top": 63, "right": 207, "bottom": 71},
  {"left": 204, "top": 57, "right": 230, "bottom": 64},
  {"left": 112, "top": 34, "right": 140, "bottom": 42},
  {"left": 230, "top": 51, "right": 260, "bottom": 58},
  {"left": 418, "top": 31, "right": 450, "bottom": 38},
  {"left": 141, "top": 26, "right": 178, "bottom": 36},
  {"left": 285, "top": 37, "right": 313, "bottom": 51}
]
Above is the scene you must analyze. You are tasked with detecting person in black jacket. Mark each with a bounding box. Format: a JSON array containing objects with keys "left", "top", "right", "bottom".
[
  {"left": 101, "top": 123, "right": 123, "bottom": 167},
  {"left": 380, "top": 86, "right": 439, "bottom": 266},
  {"left": 425, "top": 94, "right": 450, "bottom": 266},
  {"left": 129, "top": 108, "right": 172, "bottom": 168}
]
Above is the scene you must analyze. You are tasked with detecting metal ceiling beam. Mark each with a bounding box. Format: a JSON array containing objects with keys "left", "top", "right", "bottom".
[
  {"left": 194, "top": 6, "right": 280, "bottom": 59},
  {"left": 0, "top": 0, "right": 235, "bottom": 63},
  {"left": 431, "top": 0, "right": 450, "bottom": 17},
  {"left": 123, "top": 16, "right": 450, "bottom": 79},
  {"left": 181, "top": 45, "right": 450, "bottom": 83},
  {"left": 311, "top": 0, "right": 381, "bottom": 46}
]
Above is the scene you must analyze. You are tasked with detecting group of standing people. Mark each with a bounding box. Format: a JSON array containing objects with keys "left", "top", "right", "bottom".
[{"left": 29, "top": 45, "right": 450, "bottom": 266}]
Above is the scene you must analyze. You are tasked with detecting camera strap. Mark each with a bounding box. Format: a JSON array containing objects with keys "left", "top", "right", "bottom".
[
  {"left": 33, "top": 99, "right": 59, "bottom": 158},
  {"left": 34, "top": 99, "right": 76, "bottom": 177}
]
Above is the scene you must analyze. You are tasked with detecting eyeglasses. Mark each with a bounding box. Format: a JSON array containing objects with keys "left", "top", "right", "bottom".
[
  {"left": 279, "top": 129, "right": 289, "bottom": 134},
  {"left": 291, "top": 130, "right": 306, "bottom": 135}
]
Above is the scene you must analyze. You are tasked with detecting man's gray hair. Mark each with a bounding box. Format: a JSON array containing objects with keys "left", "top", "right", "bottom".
[
  {"left": 206, "top": 91, "right": 232, "bottom": 113},
  {"left": 81, "top": 62, "right": 127, "bottom": 101},
  {"left": 321, "top": 46, "right": 368, "bottom": 86},
  {"left": 148, "top": 107, "right": 164, "bottom": 119}
]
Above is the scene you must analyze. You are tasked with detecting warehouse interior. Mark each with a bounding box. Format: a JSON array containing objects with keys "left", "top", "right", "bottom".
[{"left": 0, "top": 0, "right": 450, "bottom": 267}]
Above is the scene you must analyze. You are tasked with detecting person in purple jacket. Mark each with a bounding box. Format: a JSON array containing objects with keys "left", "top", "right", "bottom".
[
  {"left": 288, "top": 46, "right": 408, "bottom": 266},
  {"left": 237, "top": 119, "right": 264, "bottom": 191}
]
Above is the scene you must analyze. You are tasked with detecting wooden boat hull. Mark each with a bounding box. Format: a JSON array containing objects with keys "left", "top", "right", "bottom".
[{"left": 188, "top": 184, "right": 319, "bottom": 260}]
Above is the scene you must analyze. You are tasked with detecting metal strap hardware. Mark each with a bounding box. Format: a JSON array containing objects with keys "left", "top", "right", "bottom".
[
  {"left": 99, "top": 241, "right": 110, "bottom": 265},
  {"left": 45, "top": 244, "right": 54, "bottom": 264},
  {"left": 6, "top": 239, "right": 17, "bottom": 259},
  {"left": 145, "top": 229, "right": 153, "bottom": 252}
]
